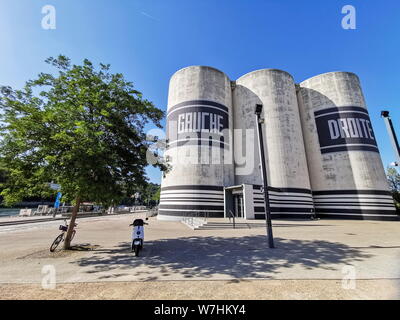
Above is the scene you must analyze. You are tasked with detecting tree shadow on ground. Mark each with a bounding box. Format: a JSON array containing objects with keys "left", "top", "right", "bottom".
[
  {"left": 73, "top": 235, "right": 372, "bottom": 281},
  {"left": 69, "top": 244, "right": 100, "bottom": 251}
]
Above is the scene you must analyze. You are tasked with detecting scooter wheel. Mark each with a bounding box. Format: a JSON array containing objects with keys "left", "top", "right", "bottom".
[{"left": 134, "top": 246, "right": 139, "bottom": 257}]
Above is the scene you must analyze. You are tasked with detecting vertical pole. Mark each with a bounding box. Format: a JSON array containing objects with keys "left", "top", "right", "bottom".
[
  {"left": 381, "top": 111, "right": 400, "bottom": 165},
  {"left": 255, "top": 104, "right": 275, "bottom": 248}
]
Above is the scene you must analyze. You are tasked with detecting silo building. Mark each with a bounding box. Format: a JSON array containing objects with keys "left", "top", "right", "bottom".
[
  {"left": 159, "top": 66, "right": 234, "bottom": 220},
  {"left": 232, "top": 69, "right": 314, "bottom": 219},
  {"left": 158, "top": 66, "right": 398, "bottom": 221},
  {"left": 297, "top": 72, "right": 397, "bottom": 220}
]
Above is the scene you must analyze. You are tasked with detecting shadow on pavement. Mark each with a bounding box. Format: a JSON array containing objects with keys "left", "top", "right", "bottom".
[{"left": 73, "top": 235, "right": 372, "bottom": 281}]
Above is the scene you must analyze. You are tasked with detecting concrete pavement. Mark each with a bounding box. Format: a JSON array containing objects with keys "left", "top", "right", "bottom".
[{"left": 0, "top": 214, "right": 399, "bottom": 299}]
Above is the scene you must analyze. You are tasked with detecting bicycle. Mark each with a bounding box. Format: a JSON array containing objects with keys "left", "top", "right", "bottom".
[{"left": 50, "top": 220, "right": 77, "bottom": 252}]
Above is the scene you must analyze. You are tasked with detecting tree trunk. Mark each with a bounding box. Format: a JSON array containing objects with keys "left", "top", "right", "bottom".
[{"left": 63, "top": 196, "right": 81, "bottom": 250}]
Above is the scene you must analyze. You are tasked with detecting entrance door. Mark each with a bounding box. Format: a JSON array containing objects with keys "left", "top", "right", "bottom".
[{"left": 233, "top": 194, "right": 244, "bottom": 218}]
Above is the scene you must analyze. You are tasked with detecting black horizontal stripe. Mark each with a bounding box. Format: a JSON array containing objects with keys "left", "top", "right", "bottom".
[
  {"left": 321, "top": 145, "right": 379, "bottom": 154},
  {"left": 269, "top": 201, "right": 315, "bottom": 205},
  {"left": 268, "top": 198, "right": 314, "bottom": 203},
  {"left": 255, "top": 212, "right": 398, "bottom": 221},
  {"left": 255, "top": 213, "right": 313, "bottom": 219},
  {"left": 161, "top": 192, "right": 224, "bottom": 197},
  {"left": 158, "top": 210, "right": 224, "bottom": 218},
  {"left": 159, "top": 204, "right": 224, "bottom": 211},
  {"left": 255, "top": 207, "right": 315, "bottom": 213},
  {"left": 253, "top": 191, "right": 313, "bottom": 196},
  {"left": 160, "top": 199, "right": 223, "bottom": 203},
  {"left": 315, "top": 203, "right": 395, "bottom": 207},
  {"left": 316, "top": 208, "right": 398, "bottom": 215},
  {"left": 316, "top": 214, "right": 399, "bottom": 221},
  {"left": 315, "top": 202, "right": 394, "bottom": 207},
  {"left": 314, "top": 106, "right": 368, "bottom": 117},
  {"left": 271, "top": 187, "right": 312, "bottom": 194},
  {"left": 160, "top": 196, "right": 223, "bottom": 200},
  {"left": 316, "top": 209, "right": 400, "bottom": 220},
  {"left": 315, "top": 202, "right": 394, "bottom": 206},
  {"left": 315, "top": 200, "right": 394, "bottom": 205},
  {"left": 161, "top": 185, "right": 224, "bottom": 192},
  {"left": 167, "top": 106, "right": 228, "bottom": 119},
  {"left": 315, "top": 203, "right": 394, "bottom": 210},
  {"left": 253, "top": 195, "right": 314, "bottom": 201},
  {"left": 167, "top": 100, "right": 229, "bottom": 115},
  {"left": 313, "top": 196, "right": 393, "bottom": 200},
  {"left": 254, "top": 195, "right": 313, "bottom": 200},
  {"left": 255, "top": 200, "right": 315, "bottom": 205},
  {"left": 252, "top": 185, "right": 312, "bottom": 194},
  {"left": 313, "top": 189, "right": 393, "bottom": 196}
]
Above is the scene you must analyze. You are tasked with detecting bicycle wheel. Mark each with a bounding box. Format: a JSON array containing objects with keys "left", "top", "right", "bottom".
[
  {"left": 71, "top": 230, "right": 76, "bottom": 241},
  {"left": 50, "top": 233, "right": 64, "bottom": 252}
]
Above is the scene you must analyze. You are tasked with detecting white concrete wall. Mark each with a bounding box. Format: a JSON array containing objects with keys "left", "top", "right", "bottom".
[
  {"left": 234, "top": 69, "right": 311, "bottom": 190},
  {"left": 242, "top": 184, "right": 255, "bottom": 219}
]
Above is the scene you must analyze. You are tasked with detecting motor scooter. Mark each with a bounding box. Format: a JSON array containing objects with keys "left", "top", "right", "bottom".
[{"left": 129, "top": 218, "right": 148, "bottom": 256}]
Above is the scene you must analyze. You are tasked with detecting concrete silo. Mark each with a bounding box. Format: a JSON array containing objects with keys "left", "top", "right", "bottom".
[
  {"left": 297, "top": 71, "right": 397, "bottom": 220},
  {"left": 158, "top": 66, "right": 234, "bottom": 220},
  {"left": 232, "top": 69, "right": 314, "bottom": 219}
]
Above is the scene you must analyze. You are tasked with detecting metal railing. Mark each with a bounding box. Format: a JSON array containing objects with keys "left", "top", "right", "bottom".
[
  {"left": 228, "top": 210, "right": 236, "bottom": 229},
  {"left": 181, "top": 211, "right": 208, "bottom": 229},
  {"left": 146, "top": 206, "right": 158, "bottom": 218}
]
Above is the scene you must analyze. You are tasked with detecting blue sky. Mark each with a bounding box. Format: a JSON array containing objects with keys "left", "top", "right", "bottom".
[{"left": 1, "top": 0, "right": 399, "bottom": 184}]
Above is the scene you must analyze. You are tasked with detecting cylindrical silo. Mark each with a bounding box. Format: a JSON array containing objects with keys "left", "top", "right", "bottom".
[
  {"left": 233, "top": 69, "right": 314, "bottom": 219},
  {"left": 158, "top": 66, "right": 234, "bottom": 220},
  {"left": 297, "top": 71, "right": 397, "bottom": 220}
]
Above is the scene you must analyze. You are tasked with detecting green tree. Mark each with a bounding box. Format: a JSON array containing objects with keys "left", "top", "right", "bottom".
[
  {"left": 0, "top": 159, "right": 8, "bottom": 206},
  {"left": 141, "top": 182, "right": 160, "bottom": 206},
  {"left": 0, "top": 55, "right": 165, "bottom": 249},
  {"left": 387, "top": 167, "right": 400, "bottom": 191},
  {"left": 151, "top": 186, "right": 161, "bottom": 203},
  {"left": 387, "top": 167, "right": 400, "bottom": 208}
]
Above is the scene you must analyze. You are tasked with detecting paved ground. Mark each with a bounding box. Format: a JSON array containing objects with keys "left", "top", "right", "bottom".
[
  {"left": 2, "top": 279, "right": 399, "bottom": 300},
  {"left": 0, "top": 214, "right": 399, "bottom": 299}
]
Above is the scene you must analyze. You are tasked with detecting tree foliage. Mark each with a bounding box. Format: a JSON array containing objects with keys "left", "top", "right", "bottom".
[
  {"left": 140, "top": 182, "right": 160, "bottom": 205},
  {"left": 387, "top": 167, "right": 400, "bottom": 191},
  {"left": 387, "top": 167, "right": 400, "bottom": 208},
  {"left": 0, "top": 55, "right": 165, "bottom": 207}
]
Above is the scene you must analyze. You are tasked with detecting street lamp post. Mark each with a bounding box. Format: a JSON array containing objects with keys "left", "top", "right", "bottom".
[
  {"left": 255, "top": 104, "right": 275, "bottom": 248},
  {"left": 381, "top": 111, "right": 400, "bottom": 167}
]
